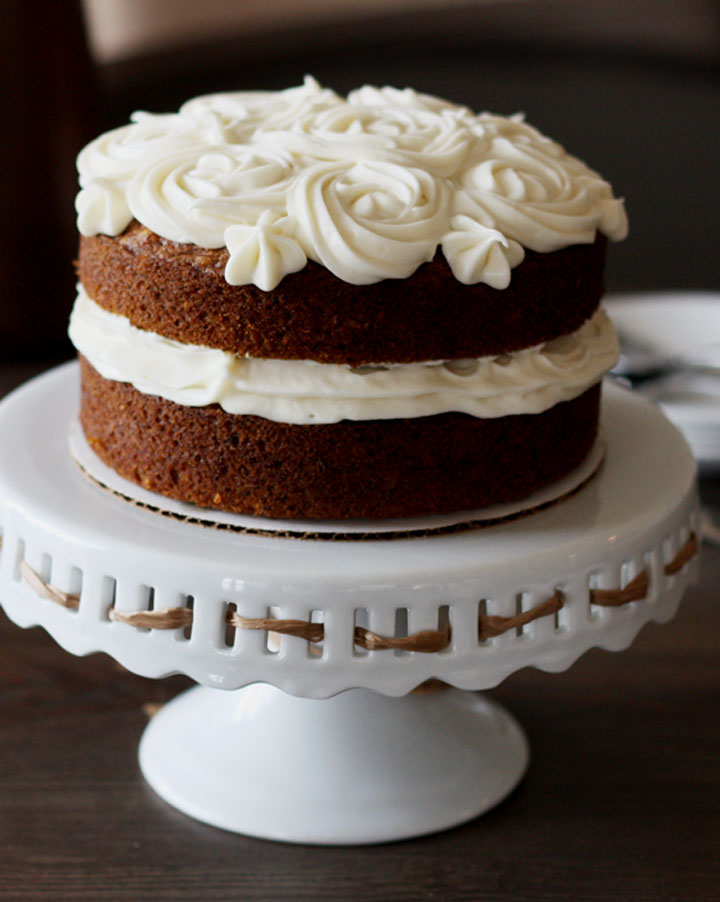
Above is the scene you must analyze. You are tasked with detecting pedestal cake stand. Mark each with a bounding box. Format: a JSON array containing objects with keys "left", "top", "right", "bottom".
[{"left": 0, "top": 364, "right": 699, "bottom": 844}]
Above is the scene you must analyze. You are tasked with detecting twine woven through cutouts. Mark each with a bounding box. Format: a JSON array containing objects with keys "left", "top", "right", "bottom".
[
  {"left": 589, "top": 570, "right": 650, "bottom": 607},
  {"left": 19, "top": 560, "right": 80, "bottom": 610},
  {"left": 228, "top": 612, "right": 451, "bottom": 653},
  {"left": 479, "top": 590, "right": 564, "bottom": 640},
  {"left": 14, "top": 532, "right": 698, "bottom": 652}
]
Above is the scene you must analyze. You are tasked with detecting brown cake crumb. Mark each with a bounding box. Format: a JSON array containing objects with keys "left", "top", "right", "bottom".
[{"left": 78, "top": 222, "right": 606, "bottom": 365}]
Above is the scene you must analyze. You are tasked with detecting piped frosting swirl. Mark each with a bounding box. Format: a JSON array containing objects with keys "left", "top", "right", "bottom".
[{"left": 76, "top": 77, "right": 627, "bottom": 291}]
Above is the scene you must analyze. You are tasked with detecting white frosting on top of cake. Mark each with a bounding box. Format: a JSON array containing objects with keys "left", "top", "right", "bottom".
[
  {"left": 69, "top": 287, "right": 619, "bottom": 424},
  {"left": 76, "top": 77, "right": 627, "bottom": 290}
]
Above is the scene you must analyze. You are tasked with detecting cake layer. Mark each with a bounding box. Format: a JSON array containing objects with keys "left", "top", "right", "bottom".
[
  {"left": 79, "top": 357, "right": 601, "bottom": 520},
  {"left": 78, "top": 223, "right": 607, "bottom": 365},
  {"left": 70, "top": 288, "right": 618, "bottom": 424}
]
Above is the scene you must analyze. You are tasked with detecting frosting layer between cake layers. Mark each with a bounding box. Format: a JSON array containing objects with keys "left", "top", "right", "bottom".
[{"left": 70, "top": 287, "right": 619, "bottom": 425}]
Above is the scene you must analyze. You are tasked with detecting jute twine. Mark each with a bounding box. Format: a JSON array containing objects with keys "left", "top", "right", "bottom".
[{"left": 15, "top": 532, "right": 698, "bottom": 653}]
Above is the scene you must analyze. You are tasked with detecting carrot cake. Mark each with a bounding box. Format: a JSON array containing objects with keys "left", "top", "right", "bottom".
[{"left": 69, "top": 78, "right": 626, "bottom": 520}]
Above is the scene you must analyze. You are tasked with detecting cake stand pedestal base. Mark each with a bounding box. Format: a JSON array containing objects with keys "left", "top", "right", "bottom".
[{"left": 139, "top": 683, "right": 528, "bottom": 844}]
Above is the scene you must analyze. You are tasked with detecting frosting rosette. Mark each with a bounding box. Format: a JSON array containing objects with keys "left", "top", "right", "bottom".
[
  {"left": 75, "top": 114, "right": 206, "bottom": 237},
  {"left": 77, "top": 113, "right": 198, "bottom": 185},
  {"left": 125, "top": 146, "right": 298, "bottom": 248},
  {"left": 179, "top": 77, "right": 343, "bottom": 144},
  {"left": 457, "top": 116, "right": 628, "bottom": 251},
  {"left": 347, "top": 84, "right": 475, "bottom": 116},
  {"left": 289, "top": 160, "right": 449, "bottom": 283},
  {"left": 252, "top": 101, "right": 474, "bottom": 178},
  {"left": 76, "top": 179, "right": 133, "bottom": 238},
  {"left": 75, "top": 78, "right": 627, "bottom": 289}
]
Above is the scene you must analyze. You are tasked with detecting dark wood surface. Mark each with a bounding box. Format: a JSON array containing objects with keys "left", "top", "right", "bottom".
[{"left": 1, "top": 3, "right": 720, "bottom": 899}]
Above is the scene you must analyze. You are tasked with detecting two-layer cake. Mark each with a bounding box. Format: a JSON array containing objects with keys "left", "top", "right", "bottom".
[{"left": 69, "top": 78, "right": 626, "bottom": 520}]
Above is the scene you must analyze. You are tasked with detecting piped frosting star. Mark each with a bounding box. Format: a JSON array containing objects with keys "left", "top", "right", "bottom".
[{"left": 224, "top": 212, "right": 307, "bottom": 291}]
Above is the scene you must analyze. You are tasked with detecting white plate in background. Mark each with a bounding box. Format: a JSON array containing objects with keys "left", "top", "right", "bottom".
[
  {"left": 605, "top": 292, "right": 720, "bottom": 472},
  {"left": 605, "top": 291, "right": 720, "bottom": 368}
]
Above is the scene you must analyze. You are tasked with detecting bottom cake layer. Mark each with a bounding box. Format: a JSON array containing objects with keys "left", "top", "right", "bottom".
[{"left": 78, "top": 357, "right": 602, "bottom": 520}]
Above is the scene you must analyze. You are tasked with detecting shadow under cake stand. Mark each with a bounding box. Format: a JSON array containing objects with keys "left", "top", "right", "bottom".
[{"left": 0, "top": 365, "right": 699, "bottom": 844}]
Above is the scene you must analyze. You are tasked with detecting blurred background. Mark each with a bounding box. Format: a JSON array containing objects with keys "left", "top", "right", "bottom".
[{"left": 1, "top": 0, "right": 718, "bottom": 365}]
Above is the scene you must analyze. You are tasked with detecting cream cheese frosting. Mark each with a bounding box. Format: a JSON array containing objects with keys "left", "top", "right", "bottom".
[
  {"left": 69, "top": 287, "right": 619, "bottom": 425},
  {"left": 76, "top": 77, "right": 627, "bottom": 291}
]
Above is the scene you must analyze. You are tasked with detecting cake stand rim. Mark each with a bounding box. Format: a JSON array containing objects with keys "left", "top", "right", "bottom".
[
  {"left": 0, "top": 363, "right": 697, "bottom": 564},
  {"left": 0, "top": 362, "right": 700, "bottom": 698}
]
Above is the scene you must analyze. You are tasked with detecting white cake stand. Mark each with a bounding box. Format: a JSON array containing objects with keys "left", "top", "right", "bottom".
[{"left": 0, "top": 364, "right": 699, "bottom": 844}]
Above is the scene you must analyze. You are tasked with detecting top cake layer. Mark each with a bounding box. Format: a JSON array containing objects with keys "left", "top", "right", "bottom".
[
  {"left": 76, "top": 77, "right": 627, "bottom": 295},
  {"left": 77, "top": 224, "right": 607, "bottom": 365}
]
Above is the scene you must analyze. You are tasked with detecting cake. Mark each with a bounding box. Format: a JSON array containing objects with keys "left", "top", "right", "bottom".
[{"left": 69, "top": 77, "right": 627, "bottom": 521}]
